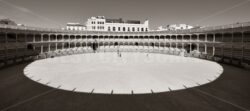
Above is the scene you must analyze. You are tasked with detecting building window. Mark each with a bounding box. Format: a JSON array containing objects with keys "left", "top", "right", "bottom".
[
  {"left": 146, "top": 28, "right": 148, "bottom": 32},
  {"left": 141, "top": 28, "right": 144, "bottom": 32},
  {"left": 118, "top": 27, "right": 121, "bottom": 31},
  {"left": 132, "top": 27, "right": 135, "bottom": 32},
  {"left": 113, "top": 27, "right": 116, "bottom": 31},
  {"left": 138, "top": 27, "right": 140, "bottom": 32},
  {"left": 123, "top": 27, "right": 126, "bottom": 31},
  {"left": 128, "top": 27, "right": 130, "bottom": 32}
]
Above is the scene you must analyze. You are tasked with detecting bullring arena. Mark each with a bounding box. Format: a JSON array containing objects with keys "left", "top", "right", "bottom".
[{"left": 0, "top": 22, "right": 250, "bottom": 111}]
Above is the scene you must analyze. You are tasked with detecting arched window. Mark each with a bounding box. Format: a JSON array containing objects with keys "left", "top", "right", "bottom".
[
  {"left": 123, "top": 27, "right": 126, "bottom": 31},
  {"left": 113, "top": 27, "right": 116, "bottom": 31}
]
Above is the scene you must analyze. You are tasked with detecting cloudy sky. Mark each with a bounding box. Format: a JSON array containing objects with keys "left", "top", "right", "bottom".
[{"left": 0, "top": 0, "right": 250, "bottom": 29}]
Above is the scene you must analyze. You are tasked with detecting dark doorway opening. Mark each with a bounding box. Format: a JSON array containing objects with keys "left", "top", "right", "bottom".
[{"left": 185, "top": 44, "right": 197, "bottom": 53}]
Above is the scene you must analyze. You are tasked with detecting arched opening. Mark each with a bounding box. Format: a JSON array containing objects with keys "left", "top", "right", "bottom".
[
  {"left": 150, "top": 43, "right": 154, "bottom": 47},
  {"left": 27, "top": 44, "right": 34, "bottom": 50},
  {"left": 135, "top": 42, "right": 139, "bottom": 46},
  {"left": 185, "top": 44, "right": 197, "bottom": 53},
  {"left": 64, "top": 43, "right": 69, "bottom": 48},
  {"left": 114, "top": 42, "right": 119, "bottom": 46}
]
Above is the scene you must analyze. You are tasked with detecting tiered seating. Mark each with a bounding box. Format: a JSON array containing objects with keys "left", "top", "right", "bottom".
[
  {"left": 159, "top": 47, "right": 164, "bottom": 52},
  {"left": 190, "top": 50, "right": 201, "bottom": 57},
  {"left": 148, "top": 46, "right": 154, "bottom": 52},
  {"left": 36, "top": 44, "right": 192, "bottom": 59},
  {"left": 138, "top": 46, "right": 144, "bottom": 52}
]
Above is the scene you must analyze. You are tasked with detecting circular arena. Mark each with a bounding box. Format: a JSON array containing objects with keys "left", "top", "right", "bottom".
[
  {"left": 0, "top": 22, "right": 250, "bottom": 111},
  {"left": 24, "top": 52, "right": 223, "bottom": 94}
]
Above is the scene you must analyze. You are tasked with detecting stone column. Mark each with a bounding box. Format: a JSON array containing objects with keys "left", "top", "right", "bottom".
[
  {"left": 170, "top": 35, "right": 172, "bottom": 48},
  {"left": 48, "top": 44, "right": 51, "bottom": 52},
  {"left": 49, "top": 34, "right": 51, "bottom": 42},
  {"left": 75, "top": 35, "right": 77, "bottom": 47},
  {"left": 231, "top": 33, "right": 234, "bottom": 61},
  {"left": 41, "top": 34, "right": 43, "bottom": 42},
  {"left": 15, "top": 33, "right": 17, "bottom": 61},
  {"left": 62, "top": 43, "right": 64, "bottom": 49},
  {"left": 190, "top": 43, "right": 192, "bottom": 52},
  {"left": 41, "top": 45, "right": 43, "bottom": 53},
  {"left": 197, "top": 43, "right": 199, "bottom": 52},
  {"left": 205, "top": 34, "right": 207, "bottom": 42},
  {"left": 33, "top": 34, "right": 35, "bottom": 42},
  {"left": 221, "top": 33, "right": 224, "bottom": 57},
  {"left": 241, "top": 32, "right": 244, "bottom": 63},
  {"left": 212, "top": 34, "right": 215, "bottom": 56},
  {"left": 55, "top": 43, "right": 58, "bottom": 50}
]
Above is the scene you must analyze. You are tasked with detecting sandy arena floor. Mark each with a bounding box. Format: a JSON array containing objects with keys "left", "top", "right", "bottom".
[{"left": 24, "top": 52, "right": 223, "bottom": 94}]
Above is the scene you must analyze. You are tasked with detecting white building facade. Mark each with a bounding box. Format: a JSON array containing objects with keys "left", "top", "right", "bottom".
[
  {"left": 66, "top": 23, "right": 86, "bottom": 31},
  {"left": 85, "top": 16, "right": 149, "bottom": 32},
  {"left": 157, "top": 24, "right": 194, "bottom": 31}
]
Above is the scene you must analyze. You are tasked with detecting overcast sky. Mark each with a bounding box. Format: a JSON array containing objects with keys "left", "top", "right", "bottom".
[{"left": 0, "top": 0, "right": 250, "bottom": 29}]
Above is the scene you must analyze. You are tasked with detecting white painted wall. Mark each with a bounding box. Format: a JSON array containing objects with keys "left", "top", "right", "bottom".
[{"left": 85, "top": 16, "right": 149, "bottom": 32}]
